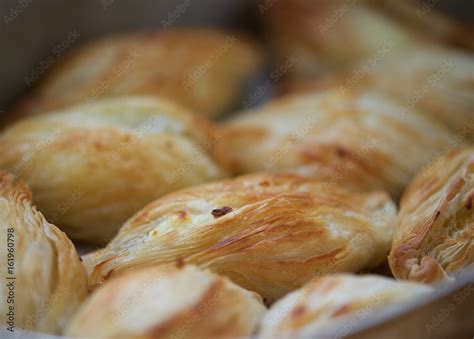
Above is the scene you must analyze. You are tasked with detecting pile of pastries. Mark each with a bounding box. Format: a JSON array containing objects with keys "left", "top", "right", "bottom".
[{"left": 1, "top": 0, "right": 473, "bottom": 337}]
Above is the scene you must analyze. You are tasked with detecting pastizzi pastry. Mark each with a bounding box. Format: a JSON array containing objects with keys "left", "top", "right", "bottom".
[
  {"left": 65, "top": 265, "right": 266, "bottom": 338},
  {"left": 0, "top": 96, "right": 226, "bottom": 243},
  {"left": 214, "top": 88, "right": 456, "bottom": 198},
  {"left": 10, "top": 29, "right": 262, "bottom": 121},
  {"left": 262, "top": 0, "right": 415, "bottom": 78},
  {"left": 84, "top": 172, "right": 396, "bottom": 303},
  {"left": 258, "top": 273, "right": 433, "bottom": 339},
  {"left": 389, "top": 147, "right": 474, "bottom": 283},
  {"left": 262, "top": 0, "right": 473, "bottom": 78},
  {"left": 359, "top": 48, "right": 474, "bottom": 139},
  {"left": 0, "top": 172, "right": 88, "bottom": 334},
  {"left": 279, "top": 47, "right": 474, "bottom": 139}
]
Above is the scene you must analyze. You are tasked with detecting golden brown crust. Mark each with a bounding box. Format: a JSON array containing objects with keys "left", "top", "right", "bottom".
[
  {"left": 214, "top": 88, "right": 456, "bottom": 198},
  {"left": 258, "top": 273, "right": 432, "bottom": 338},
  {"left": 84, "top": 172, "right": 396, "bottom": 303},
  {"left": 9, "top": 29, "right": 262, "bottom": 121},
  {"left": 0, "top": 171, "right": 88, "bottom": 334},
  {"left": 0, "top": 96, "right": 226, "bottom": 243},
  {"left": 389, "top": 147, "right": 474, "bottom": 283},
  {"left": 65, "top": 265, "right": 266, "bottom": 338}
]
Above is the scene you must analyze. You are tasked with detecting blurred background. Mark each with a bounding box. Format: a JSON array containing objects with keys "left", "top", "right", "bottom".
[{"left": 0, "top": 0, "right": 473, "bottom": 111}]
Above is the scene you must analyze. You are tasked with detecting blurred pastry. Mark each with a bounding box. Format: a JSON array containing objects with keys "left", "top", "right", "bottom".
[
  {"left": 10, "top": 29, "right": 262, "bottom": 121},
  {"left": 259, "top": 273, "right": 432, "bottom": 338},
  {"left": 373, "top": 0, "right": 474, "bottom": 49},
  {"left": 65, "top": 265, "right": 266, "bottom": 338},
  {"left": 0, "top": 96, "right": 226, "bottom": 243},
  {"left": 362, "top": 48, "right": 474, "bottom": 139},
  {"left": 389, "top": 147, "right": 474, "bottom": 283},
  {"left": 84, "top": 172, "right": 396, "bottom": 303},
  {"left": 0, "top": 171, "right": 87, "bottom": 334},
  {"left": 279, "top": 47, "right": 474, "bottom": 139},
  {"left": 214, "top": 88, "right": 457, "bottom": 198},
  {"left": 261, "top": 0, "right": 473, "bottom": 78}
]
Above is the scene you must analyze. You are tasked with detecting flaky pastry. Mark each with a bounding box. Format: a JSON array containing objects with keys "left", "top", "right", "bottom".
[
  {"left": 10, "top": 29, "right": 261, "bottom": 120},
  {"left": 65, "top": 265, "right": 266, "bottom": 338},
  {"left": 214, "top": 88, "right": 456, "bottom": 198},
  {"left": 0, "top": 96, "right": 226, "bottom": 243},
  {"left": 389, "top": 147, "right": 474, "bottom": 283},
  {"left": 84, "top": 172, "right": 396, "bottom": 303},
  {"left": 0, "top": 172, "right": 88, "bottom": 334},
  {"left": 259, "top": 273, "right": 432, "bottom": 338}
]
